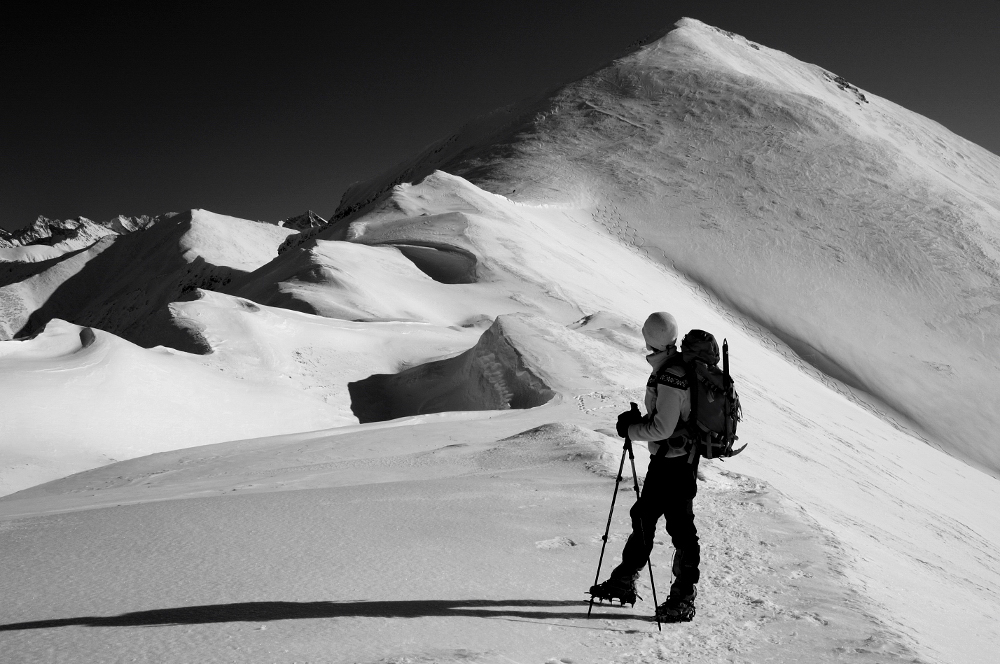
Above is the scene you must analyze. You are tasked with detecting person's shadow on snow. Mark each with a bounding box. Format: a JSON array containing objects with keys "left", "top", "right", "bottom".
[{"left": 0, "top": 599, "right": 644, "bottom": 630}]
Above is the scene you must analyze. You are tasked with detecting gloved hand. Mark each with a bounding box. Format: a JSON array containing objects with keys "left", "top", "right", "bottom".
[{"left": 616, "top": 402, "right": 644, "bottom": 438}]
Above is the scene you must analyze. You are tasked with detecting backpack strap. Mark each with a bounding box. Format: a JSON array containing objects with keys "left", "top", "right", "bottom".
[
  {"left": 651, "top": 358, "right": 702, "bottom": 464},
  {"left": 686, "top": 361, "right": 699, "bottom": 431},
  {"left": 650, "top": 358, "right": 693, "bottom": 458},
  {"left": 685, "top": 360, "right": 700, "bottom": 464}
]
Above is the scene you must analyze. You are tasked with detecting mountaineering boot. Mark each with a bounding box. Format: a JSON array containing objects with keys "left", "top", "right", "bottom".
[
  {"left": 656, "top": 586, "right": 697, "bottom": 622},
  {"left": 588, "top": 577, "right": 640, "bottom": 606}
]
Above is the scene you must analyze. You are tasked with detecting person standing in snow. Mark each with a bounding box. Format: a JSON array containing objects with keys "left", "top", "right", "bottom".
[{"left": 589, "top": 311, "right": 702, "bottom": 623}]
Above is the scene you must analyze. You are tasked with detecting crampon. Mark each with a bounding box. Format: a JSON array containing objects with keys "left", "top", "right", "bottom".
[
  {"left": 588, "top": 579, "right": 641, "bottom": 607},
  {"left": 655, "top": 588, "right": 696, "bottom": 623}
]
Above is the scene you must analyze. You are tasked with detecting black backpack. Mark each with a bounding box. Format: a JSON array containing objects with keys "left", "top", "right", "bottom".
[{"left": 679, "top": 330, "right": 744, "bottom": 460}]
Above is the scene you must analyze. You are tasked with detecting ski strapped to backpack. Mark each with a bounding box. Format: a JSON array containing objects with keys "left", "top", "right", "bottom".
[{"left": 676, "top": 330, "right": 745, "bottom": 461}]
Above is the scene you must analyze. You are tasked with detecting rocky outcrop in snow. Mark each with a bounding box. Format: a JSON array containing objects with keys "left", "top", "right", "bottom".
[{"left": 278, "top": 210, "right": 328, "bottom": 232}]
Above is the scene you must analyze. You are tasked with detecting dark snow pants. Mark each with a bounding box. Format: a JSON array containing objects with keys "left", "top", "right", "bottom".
[{"left": 610, "top": 454, "right": 700, "bottom": 597}]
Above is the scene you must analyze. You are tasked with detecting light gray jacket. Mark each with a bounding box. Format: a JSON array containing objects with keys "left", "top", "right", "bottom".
[{"left": 627, "top": 348, "right": 692, "bottom": 458}]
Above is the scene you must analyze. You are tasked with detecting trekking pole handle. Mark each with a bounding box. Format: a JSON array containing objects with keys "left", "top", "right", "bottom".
[{"left": 620, "top": 402, "right": 642, "bottom": 451}]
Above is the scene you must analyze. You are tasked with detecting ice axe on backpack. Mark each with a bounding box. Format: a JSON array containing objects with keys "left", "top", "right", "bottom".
[{"left": 721, "top": 339, "right": 747, "bottom": 457}]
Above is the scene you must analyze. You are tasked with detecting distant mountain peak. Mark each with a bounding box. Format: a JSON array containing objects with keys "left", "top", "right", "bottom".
[
  {"left": 0, "top": 213, "right": 175, "bottom": 251},
  {"left": 279, "top": 210, "right": 328, "bottom": 231}
]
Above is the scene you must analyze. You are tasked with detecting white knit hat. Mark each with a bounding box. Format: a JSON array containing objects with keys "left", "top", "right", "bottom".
[{"left": 641, "top": 312, "right": 678, "bottom": 350}]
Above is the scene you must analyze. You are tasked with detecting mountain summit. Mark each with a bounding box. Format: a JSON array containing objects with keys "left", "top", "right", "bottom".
[{"left": 334, "top": 18, "right": 1000, "bottom": 475}]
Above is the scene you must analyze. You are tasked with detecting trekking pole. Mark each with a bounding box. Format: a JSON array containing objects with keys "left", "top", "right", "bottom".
[
  {"left": 587, "top": 438, "right": 629, "bottom": 618},
  {"left": 587, "top": 433, "right": 662, "bottom": 631},
  {"left": 626, "top": 435, "right": 661, "bottom": 632}
]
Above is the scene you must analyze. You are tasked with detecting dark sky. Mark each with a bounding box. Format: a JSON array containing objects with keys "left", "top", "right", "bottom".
[{"left": 3, "top": 1, "right": 999, "bottom": 231}]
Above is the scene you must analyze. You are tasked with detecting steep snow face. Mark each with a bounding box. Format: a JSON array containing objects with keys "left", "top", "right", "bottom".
[
  {"left": 0, "top": 237, "right": 117, "bottom": 341},
  {"left": 337, "top": 18, "right": 1000, "bottom": 476},
  {"left": 348, "top": 317, "right": 556, "bottom": 422},
  {"left": 348, "top": 313, "right": 647, "bottom": 422},
  {"left": 0, "top": 209, "right": 296, "bottom": 348},
  {"left": 339, "top": 211, "right": 479, "bottom": 284}
]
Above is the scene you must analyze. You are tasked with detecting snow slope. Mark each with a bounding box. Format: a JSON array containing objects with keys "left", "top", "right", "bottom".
[
  {"left": 0, "top": 318, "right": 347, "bottom": 495},
  {"left": 0, "top": 421, "right": 935, "bottom": 664},
  {"left": 3, "top": 170, "right": 999, "bottom": 663},
  {"left": 335, "top": 18, "right": 1000, "bottom": 477},
  {"left": 0, "top": 290, "right": 482, "bottom": 494},
  {"left": 2, "top": 17, "right": 1000, "bottom": 664}
]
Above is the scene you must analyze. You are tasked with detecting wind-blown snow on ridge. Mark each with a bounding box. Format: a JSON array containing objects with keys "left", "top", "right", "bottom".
[
  {"left": 348, "top": 313, "right": 650, "bottom": 422},
  {"left": 333, "top": 18, "right": 1000, "bottom": 476}
]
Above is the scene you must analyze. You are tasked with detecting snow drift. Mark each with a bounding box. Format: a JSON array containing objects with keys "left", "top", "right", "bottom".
[
  {"left": 337, "top": 211, "right": 479, "bottom": 284},
  {"left": 349, "top": 313, "right": 654, "bottom": 423},
  {"left": 231, "top": 239, "right": 475, "bottom": 324},
  {"left": 0, "top": 318, "right": 351, "bottom": 495},
  {"left": 349, "top": 314, "right": 557, "bottom": 422}
]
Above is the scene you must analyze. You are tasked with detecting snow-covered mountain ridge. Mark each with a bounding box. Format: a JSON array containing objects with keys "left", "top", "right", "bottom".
[
  {"left": 0, "top": 209, "right": 296, "bottom": 347},
  {"left": 0, "top": 213, "right": 162, "bottom": 250},
  {"left": 0, "top": 213, "right": 173, "bottom": 264},
  {"left": 332, "top": 18, "right": 1000, "bottom": 476},
  {"left": 5, "top": 167, "right": 999, "bottom": 662}
]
